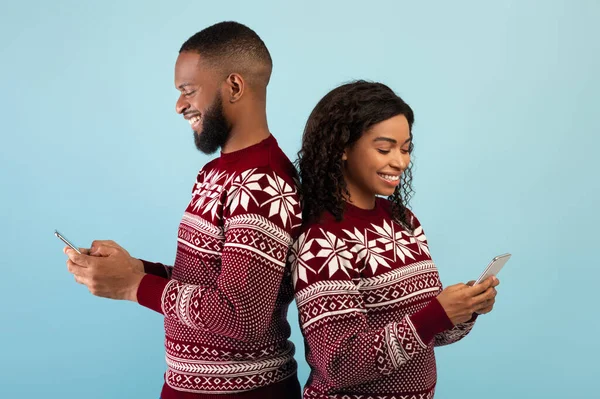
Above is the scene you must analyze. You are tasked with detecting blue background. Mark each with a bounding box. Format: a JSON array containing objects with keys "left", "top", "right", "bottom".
[{"left": 1, "top": 0, "right": 598, "bottom": 397}]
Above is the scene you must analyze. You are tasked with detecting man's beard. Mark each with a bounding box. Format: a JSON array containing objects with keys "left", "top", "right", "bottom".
[{"left": 194, "top": 93, "right": 230, "bottom": 154}]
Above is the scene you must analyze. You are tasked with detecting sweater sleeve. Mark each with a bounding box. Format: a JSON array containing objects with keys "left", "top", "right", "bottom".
[
  {"left": 140, "top": 260, "right": 173, "bottom": 279},
  {"left": 434, "top": 319, "right": 477, "bottom": 347},
  {"left": 136, "top": 168, "right": 302, "bottom": 342},
  {"left": 291, "top": 227, "right": 454, "bottom": 389}
]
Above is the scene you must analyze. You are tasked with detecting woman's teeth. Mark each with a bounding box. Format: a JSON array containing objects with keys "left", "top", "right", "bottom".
[{"left": 378, "top": 173, "right": 400, "bottom": 181}]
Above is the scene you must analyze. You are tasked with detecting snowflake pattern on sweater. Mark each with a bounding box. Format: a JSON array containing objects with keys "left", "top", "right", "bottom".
[
  {"left": 290, "top": 199, "right": 476, "bottom": 399},
  {"left": 137, "top": 135, "right": 303, "bottom": 396}
]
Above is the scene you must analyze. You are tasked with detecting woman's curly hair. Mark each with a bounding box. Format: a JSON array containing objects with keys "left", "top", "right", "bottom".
[{"left": 297, "top": 80, "right": 415, "bottom": 228}]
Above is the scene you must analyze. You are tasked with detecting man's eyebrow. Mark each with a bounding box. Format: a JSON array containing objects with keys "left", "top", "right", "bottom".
[{"left": 177, "top": 83, "right": 193, "bottom": 90}]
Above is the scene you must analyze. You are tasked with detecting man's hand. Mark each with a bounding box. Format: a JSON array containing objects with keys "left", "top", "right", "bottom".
[{"left": 65, "top": 240, "right": 145, "bottom": 302}]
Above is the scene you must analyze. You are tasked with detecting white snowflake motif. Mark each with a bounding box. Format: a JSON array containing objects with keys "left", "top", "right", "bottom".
[
  {"left": 288, "top": 232, "right": 316, "bottom": 287},
  {"left": 313, "top": 229, "right": 354, "bottom": 278},
  {"left": 226, "top": 169, "right": 265, "bottom": 213},
  {"left": 343, "top": 227, "right": 391, "bottom": 274},
  {"left": 369, "top": 220, "right": 417, "bottom": 264},
  {"left": 191, "top": 169, "right": 228, "bottom": 215},
  {"left": 412, "top": 225, "right": 430, "bottom": 256},
  {"left": 261, "top": 174, "right": 299, "bottom": 228}
]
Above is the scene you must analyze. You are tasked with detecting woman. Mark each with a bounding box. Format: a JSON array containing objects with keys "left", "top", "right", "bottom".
[{"left": 290, "top": 81, "right": 499, "bottom": 398}]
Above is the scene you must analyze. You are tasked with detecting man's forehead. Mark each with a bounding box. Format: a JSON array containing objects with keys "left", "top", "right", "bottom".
[
  {"left": 175, "top": 52, "right": 219, "bottom": 82},
  {"left": 175, "top": 53, "right": 201, "bottom": 86},
  {"left": 176, "top": 52, "right": 199, "bottom": 71}
]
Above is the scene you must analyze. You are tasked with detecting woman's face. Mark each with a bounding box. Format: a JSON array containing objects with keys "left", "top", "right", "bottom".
[{"left": 342, "top": 114, "right": 412, "bottom": 209}]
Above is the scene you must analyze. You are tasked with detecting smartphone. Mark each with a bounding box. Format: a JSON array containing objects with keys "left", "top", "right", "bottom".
[
  {"left": 54, "top": 230, "right": 81, "bottom": 254},
  {"left": 475, "top": 253, "right": 511, "bottom": 285}
]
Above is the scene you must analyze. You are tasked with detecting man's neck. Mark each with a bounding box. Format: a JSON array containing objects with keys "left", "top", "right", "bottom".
[
  {"left": 221, "top": 114, "right": 271, "bottom": 154},
  {"left": 221, "top": 129, "right": 271, "bottom": 154}
]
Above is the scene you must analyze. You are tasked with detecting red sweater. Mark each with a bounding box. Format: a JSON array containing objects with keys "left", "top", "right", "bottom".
[
  {"left": 289, "top": 199, "right": 476, "bottom": 399},
  {"left": 137, "top": 135, "right": 302, "bottom": 398}
]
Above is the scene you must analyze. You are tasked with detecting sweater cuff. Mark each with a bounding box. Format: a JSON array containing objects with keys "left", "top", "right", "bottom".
[
  {"left": 141, "top": 259, "right": 171, "bottom": 279},
  {"left": 465, "top": 313, "right": 479, "bottom": 323},
  {"left": 137, "top": 273, "right": 169, "bottom": 314},
  {"left": 410, "top": 298, "right": 454, "bottom": 344}
]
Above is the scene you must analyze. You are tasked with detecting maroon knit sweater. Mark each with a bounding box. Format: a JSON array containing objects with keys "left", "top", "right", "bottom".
[
  {"left": 289, "top": 198, "right": 477, "bottom": 399},
  {"left": 137, "top": 135, "right": 302, "bottom": 398}
]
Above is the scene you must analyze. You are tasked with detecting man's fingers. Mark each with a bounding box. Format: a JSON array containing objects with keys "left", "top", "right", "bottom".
[
  {"left": 67, "top": 260, "right": 92, "bottom": 287},
  {"left": 92, "top": 240, "right": 119, "bottom": 247},
  {"left": 90, "top": 245, "right": 117, "bottom": 257},
  {"left": 65, "top": 248, "right": 93, "bottom": 267},
  {"left": 66, "top": 260, "right": 91, "bottom": 278},
  {"left": 66, "top": 249, "right": 109, "bottom": 268},
  {"left": 89, "top": 241, "right": 120, "bottom": 257},
  {"left": 91, "top": 240, "right": 120, "bottom": 252},
  {"left": 67, "top": 260, "right": 95, "bottom": 289},
  {"left": 63, "top": 246, "right": 90, "bottom": 256}
]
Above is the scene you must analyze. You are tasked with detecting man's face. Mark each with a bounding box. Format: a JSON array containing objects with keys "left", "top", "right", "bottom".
[{"left": 174, "top": 51, "right": 230, "bottom": 154}]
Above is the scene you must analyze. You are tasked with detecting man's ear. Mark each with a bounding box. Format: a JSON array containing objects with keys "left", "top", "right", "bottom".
[{"left": 224, "top": 73, "right": 245, "bottom": 103}]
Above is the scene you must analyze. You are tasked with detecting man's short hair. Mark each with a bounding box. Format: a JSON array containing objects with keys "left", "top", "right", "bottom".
[{"left": 180, "top": 21, "right": 273, "bottom": 89}]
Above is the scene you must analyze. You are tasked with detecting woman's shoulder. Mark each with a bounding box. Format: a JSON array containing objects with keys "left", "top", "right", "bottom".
[
  {"left": 375, "top": 197, "right": 424, "bottom": 231},
  {"left": 298, "top": 211, "right": 339, "bottom": 236}
]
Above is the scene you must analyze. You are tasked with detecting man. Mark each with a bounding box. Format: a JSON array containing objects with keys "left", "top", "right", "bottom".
[{"left": 65, "top": 21, "right": 303, "bottom": 399}]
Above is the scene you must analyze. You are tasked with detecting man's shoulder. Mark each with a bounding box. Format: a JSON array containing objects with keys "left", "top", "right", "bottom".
[
  {"left": 233, "top": 146, "right": 298, "bottom": 189},
  {"left": 197, "top": 158, "right": 221, "bottom": 177}
]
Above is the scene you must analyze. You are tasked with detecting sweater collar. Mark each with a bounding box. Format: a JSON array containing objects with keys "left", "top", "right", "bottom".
[{"left": 218, "top": 134, "right": 276, "bottom": 165}]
